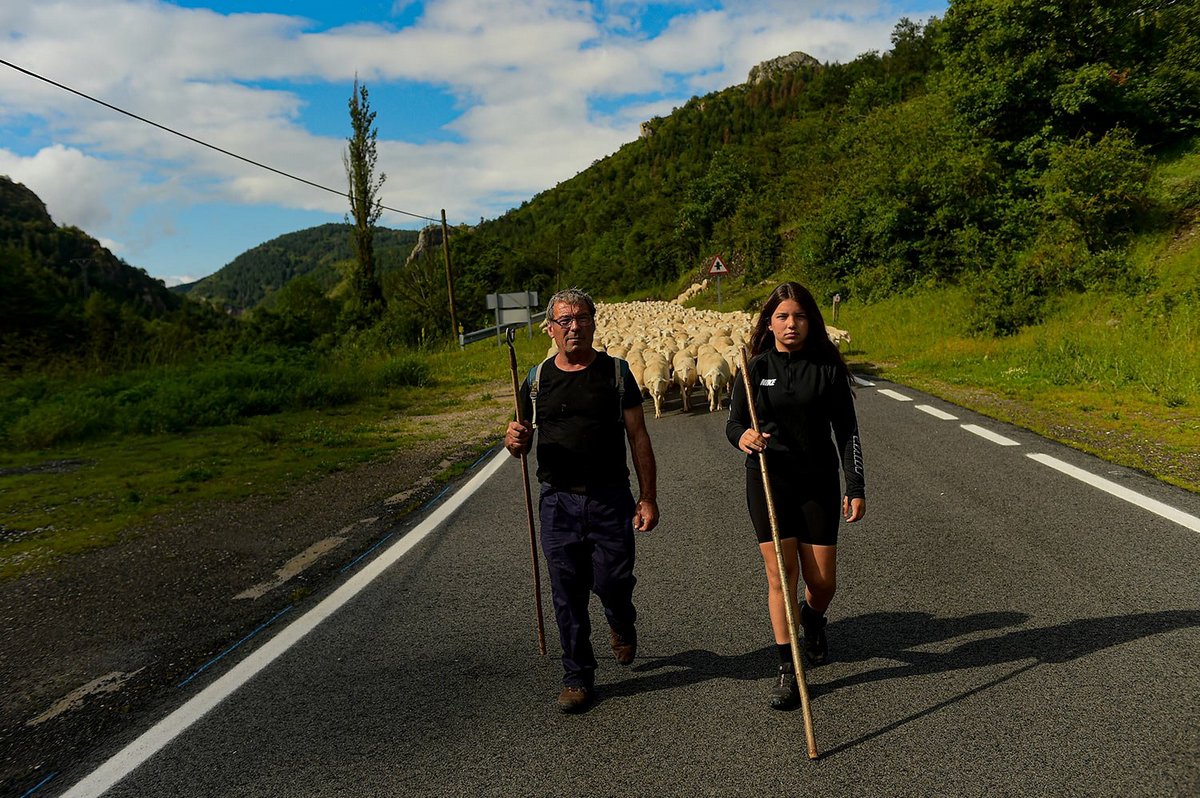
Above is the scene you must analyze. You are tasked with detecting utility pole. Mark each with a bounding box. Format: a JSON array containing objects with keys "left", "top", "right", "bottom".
[{"left": 441, "top": 209, "right": 458, "bottom": 338}]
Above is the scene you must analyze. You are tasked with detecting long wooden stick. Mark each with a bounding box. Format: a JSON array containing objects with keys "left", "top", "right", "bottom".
[
  {"left": 739, "top": 346, "right": 818, "bottom": 760},
  {"left": 506, "top": 328, "right": 546, "bottom": 656}
]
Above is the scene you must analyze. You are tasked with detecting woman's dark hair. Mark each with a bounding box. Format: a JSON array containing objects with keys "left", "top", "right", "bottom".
[{"left": 748, "top": 282, "right": 847, "bottom": 370}]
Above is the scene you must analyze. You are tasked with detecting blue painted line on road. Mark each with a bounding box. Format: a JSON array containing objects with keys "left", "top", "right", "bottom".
[
  {"left": 470, "top": 446, "right": 497, "bottom": 469},
  {"left": 339, "top": 530, "right": 396, "bottom": 574},
  {"left": 20, "top": 772, "right": 56, "bottom": 797},
  {"left": 421, "top": 484, "right": 452, "bottom": 511},
  {"left": 176, "top": 605, "right": 293, "bottom": 689}
]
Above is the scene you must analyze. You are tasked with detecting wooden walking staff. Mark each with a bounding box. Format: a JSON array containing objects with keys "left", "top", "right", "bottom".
[
  {"left": 506, "top": 327, "right": 547, "bottom": 655},
  {"left": 739, "top": 346, "right": 819, "bottom": 760}
]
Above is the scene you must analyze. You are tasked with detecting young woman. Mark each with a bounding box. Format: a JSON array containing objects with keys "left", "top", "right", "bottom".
[{"left": 725, "top": 281, "right": 866, "bottom": 710}]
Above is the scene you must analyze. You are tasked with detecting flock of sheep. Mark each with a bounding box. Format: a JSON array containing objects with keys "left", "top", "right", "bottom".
[
  {"left": 598, "top": 301, "right": 752, "bottom": 418},
  {"left": 542, "top": 296, "right": 852, "bottom": 419}
]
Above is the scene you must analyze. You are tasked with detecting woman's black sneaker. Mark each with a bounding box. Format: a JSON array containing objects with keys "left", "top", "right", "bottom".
[
  {"left": 769, "top": 663, "right": 800, "bottom": 710},
  {"left": 800, "top": 603, "right": 828, "bottom": 665}
]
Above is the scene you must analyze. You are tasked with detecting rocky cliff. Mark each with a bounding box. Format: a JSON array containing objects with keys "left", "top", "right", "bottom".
[{"left": 746, "top": 50, "right": 821, "bottom": 85}]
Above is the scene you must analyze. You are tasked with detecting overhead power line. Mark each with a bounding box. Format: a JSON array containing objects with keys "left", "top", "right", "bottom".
[{"left": 0, "top": 58, "right": 440, "bottom": 224}]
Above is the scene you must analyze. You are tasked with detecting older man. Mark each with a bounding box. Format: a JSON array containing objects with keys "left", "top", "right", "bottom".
[{"left": 504, "top": 287, "right": 659, "bottom": 713}]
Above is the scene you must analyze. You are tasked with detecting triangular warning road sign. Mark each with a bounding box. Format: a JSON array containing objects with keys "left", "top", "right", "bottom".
[{"left": 708, "top": 256, "right": 729, "bottom": 275}]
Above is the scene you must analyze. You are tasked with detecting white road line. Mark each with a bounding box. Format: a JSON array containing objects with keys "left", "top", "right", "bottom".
[
  {"left": 1028, "top": 453, "right": 1200, "bottom": 534},
  {"left": 961, "top": 424, "right": 1020, "bottom": 446},
  {"left": 878, "top": 388, "right": 912, "bottom": 402},
  {"left": 851, "top": 374, "right": 876, "bottom": 387},
  {"left": 61, "top": 448, "right": 512, "bottom": 798},
  {"left": 916, "top": 404, "right": 958, "bottom": 421}
]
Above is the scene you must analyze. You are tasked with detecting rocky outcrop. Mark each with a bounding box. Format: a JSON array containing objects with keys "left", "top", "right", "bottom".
[
  {"left": 747, "top": 51, "right": 821, "bottom": 85},
  {"left": 405, "top": 224, "right": 448, "bottom": 266}
]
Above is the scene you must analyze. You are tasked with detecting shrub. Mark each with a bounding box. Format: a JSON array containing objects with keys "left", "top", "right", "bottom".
[
  {"left": 1035, "top": 128, "right": 1152, "bottom": 250},
  {"left": 295, "top": 372, "right": 361, "bottom": 409},
  {"left": 7, "top": 394, "right": 115, "bottom": 449},
  {"left": 374, "top": 355, "right": 430, "bottom": 389},
  {"left": 964, "top": 262, "right": 1047, "bottom": 337}
]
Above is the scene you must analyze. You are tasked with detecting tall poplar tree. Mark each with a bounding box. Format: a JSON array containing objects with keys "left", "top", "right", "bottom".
[{"left": 343, "top": 78, "right": 386, "bottom": 316}]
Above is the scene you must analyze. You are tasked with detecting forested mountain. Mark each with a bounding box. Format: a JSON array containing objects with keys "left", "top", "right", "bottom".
[
  {"left": 446, "top": 0, "right": 1200, "bottom": 334},
  {"left": 0, "top": 176, "right": 192, "bottom": 369},
  {"left": 174, "top": 223, "right": 421, "bottom": 312}
]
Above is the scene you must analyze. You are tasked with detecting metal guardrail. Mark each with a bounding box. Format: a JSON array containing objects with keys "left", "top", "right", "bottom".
[{"left": 459, "top": 311, "right": 547, "bottom": 348}]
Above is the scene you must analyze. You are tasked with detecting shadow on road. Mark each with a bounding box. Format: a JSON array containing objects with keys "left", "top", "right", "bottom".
[
  {"left": 819, "top": 608, "right": 1200, "bottom": 693},
  {"left": 812, "top": 608, "right": 1200, "bottom": 756},
  {"left": 606, "top": 609, "right": 1199, "bottom": 755},
  {"left": 619, "top": 645, "right": 779, "bottom": 690},
  {"left": 609, "top": 609, "right": 1032, "bottom": 700}
]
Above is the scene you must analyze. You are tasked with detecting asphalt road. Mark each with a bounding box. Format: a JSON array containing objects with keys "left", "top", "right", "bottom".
[{"left": 47, "top": 378, "right": 1200, "bottom": 797}]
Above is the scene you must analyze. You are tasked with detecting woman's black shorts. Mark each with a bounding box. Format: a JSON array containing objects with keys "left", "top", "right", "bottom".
[{"left": 745, "top": 467, "right": 840, "bottom": 546}]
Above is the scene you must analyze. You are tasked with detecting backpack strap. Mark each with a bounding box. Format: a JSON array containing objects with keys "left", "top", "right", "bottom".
[
  {"left": 527, "top": 356, "right": 554, "bottom": 429},
  {"left": 613, "top": 356, "right": 627, "bottom": 424}
]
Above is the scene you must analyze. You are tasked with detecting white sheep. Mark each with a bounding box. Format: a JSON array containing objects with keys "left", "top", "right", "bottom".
[
  {"left": 826, "top": 325, "right": 852, "bottom": 350},
  {"left": 641, "top": 359, "right": 672, "bottom": 419},
  {"left": 671, "top": 352, "right": 699, "bottom": 412},
  {"left": 627, "top": 358, "right": 647, "bottom": 399},
  {"left": 697, "top": 351, "right": 731, "bottom": 412}
]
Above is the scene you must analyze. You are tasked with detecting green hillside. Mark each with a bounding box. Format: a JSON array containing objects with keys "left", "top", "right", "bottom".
[
  {"left": 446, "top": 1, "right": 1199, "bottom": 334},
  {"left": 174, "top": 223, "right": 421, "bottom": 312}
]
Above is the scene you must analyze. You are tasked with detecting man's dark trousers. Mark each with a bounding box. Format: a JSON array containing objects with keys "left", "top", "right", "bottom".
[{"left": 538, "top": 484, "right": 638, "bottom": 688}]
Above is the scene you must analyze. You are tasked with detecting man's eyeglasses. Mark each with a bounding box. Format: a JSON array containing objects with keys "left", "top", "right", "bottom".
[{"left": 550, "top": 315, "right": 595, "bottom": 329}]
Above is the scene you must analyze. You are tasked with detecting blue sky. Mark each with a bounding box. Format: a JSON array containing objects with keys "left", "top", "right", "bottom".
[{"left": 0, "top": 1, "right": 947, "bottom": 285}]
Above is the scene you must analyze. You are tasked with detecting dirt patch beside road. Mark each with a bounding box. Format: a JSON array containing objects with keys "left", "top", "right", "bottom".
[{"left": 0, "top": 396, "right": 512, "bottom": 796}]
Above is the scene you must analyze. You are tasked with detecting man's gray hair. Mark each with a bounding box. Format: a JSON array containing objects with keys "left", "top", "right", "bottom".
[{"left": 546, "top": 287, "right": 595, "bottom": 319}]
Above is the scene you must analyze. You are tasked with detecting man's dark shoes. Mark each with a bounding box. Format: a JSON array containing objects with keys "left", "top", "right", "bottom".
[
  {"left": 800, "top": 602, "right": 828, "bottom": 665},
  {"left": 557, "top": 685, "right": 592, "bottom": 714},
  {"left": 610, "top": 627, "right": 637, "bottom": 666},
  {"left": 769, "top": 663, "right": 799, "bottom": 710}
]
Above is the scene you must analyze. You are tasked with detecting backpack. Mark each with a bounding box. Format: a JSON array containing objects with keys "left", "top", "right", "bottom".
[{"left": 528, "top": 355, "right": 626, "bottom": 429}]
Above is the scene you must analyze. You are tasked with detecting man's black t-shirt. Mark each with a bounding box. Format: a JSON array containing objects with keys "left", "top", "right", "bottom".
[{"left": 520, "top": 351, "right": 642, "bottom": 489}]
